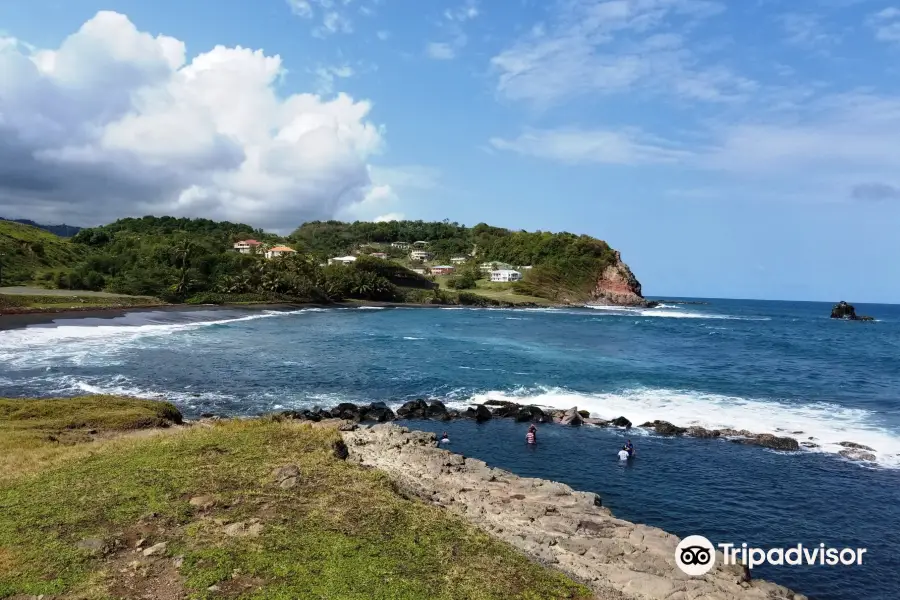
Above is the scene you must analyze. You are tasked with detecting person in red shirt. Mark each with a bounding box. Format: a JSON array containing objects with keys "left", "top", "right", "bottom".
[{"left": 526, "top": 424, "right": 537, "bottom": 444}]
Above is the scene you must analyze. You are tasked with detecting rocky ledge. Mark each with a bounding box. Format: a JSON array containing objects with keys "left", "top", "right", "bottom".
[
  {"left": 342, "top": 424, "right": 804, "bottom": 600},
  {"left": 273, "top": 399, "right": 878, "bottom": 463},
  {"left": 590, "top": 251, "right": 656, "bottom": 308}
]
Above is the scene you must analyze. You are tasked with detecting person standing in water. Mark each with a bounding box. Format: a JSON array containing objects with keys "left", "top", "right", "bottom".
[
  {"left": 625, "top": 439, "right": 634, "bottom": 457},
  {"left": 525, "top": 424, "right": 537, "bottom": 445},
  {"left": 440, "top": 432, "right": 450, "bottom": 444},
  {"left": 618, "top": 446, "right": 630, "bottom": 461}
]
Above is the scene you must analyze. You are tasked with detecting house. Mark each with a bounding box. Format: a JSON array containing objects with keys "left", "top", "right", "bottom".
[
  {"left": 412, "top": 268, "right": 427, "bottom": 275},
  {"left": 519, "top": 265, "right": 533, "bottom": 271},
  {"left": 370, "top": 252, "right": 388, "bottom": 259},
  {"left": 431, "top": 265, "right": 455, "bottom": 276},
  {"left": 412, "top": 240, "right": 429, "bottom": 248},
  {"left": 391, "top": 242, "right": 410, "bottom": 249},
  {"left": 450, "top": 256, "right": 468, "bottom": 264},
  {"left": 480, "top": 261, "right": 514, "bottom": 273},
  {"left": 328, "top": 256, "right": 357, "bottom": 265},
  {"left": 233, "top": 239, "right": 262, "bottom": 254},
  {"left": 490, "top": 269, "right": 522, "bottom": 283},
  {"left": 265, "top": 245, "right": 296, "bottom": 259},
  {"left": 410, "top": 250, "right": 433, "bottom": 261}
]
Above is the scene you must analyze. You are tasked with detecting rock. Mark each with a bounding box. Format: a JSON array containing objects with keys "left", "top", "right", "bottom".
[
  {"left": 838, "top": 441, "right": 875, "bottom": 451},
  {"left": 687, "top": 426, "right": 720, "bottom": 438},
  {"left": 577, "top": 409, "right": 590, "bottom": 418},
  {"left": 610, "top": 416, "right": 632, "bottom": 429},
  {"left": 397, "top": 399, "right": 428, "bottom": 419},
  {"left": 830, "top": 300, "right": 874, "bottom": 321},
  {"left": 589, "top": 250, "right": 651, "bottom": 307},
  {"left": 491, "top": 403, "right": 521, "bottom": 418},
  {"left": 362, "top": 402, "right": 395, "bottom": 422},
  {"left": 484, "top": 400, "right": 518, "bottom": 407},
  {"left": 224, "top": 521, "right": 263, "bottom": 538},
  {"left": 839, "top": 448, "right": 877, "bottom": 462},
  {"left": 425, "top": 400, "right": 449, "bottom": 419},
  {"left": 557, "top": 407, "right": 583, "bottom": 427},
  {"left": 332, "top": 439, "right": 349, "bottom": 460},
  {"left": 330, "top": 402, "right": 361, "bottom": 422},
  {"left": 272, "top": 465, "right": 301, "bottom": 489},
  {"left": 733, "top": 433, "right": 799, "bottom": 451},
  {"left": 337, "top": 421, "right": 357, "bottom": 432},
  {"left": 200, "top": 412, "right": 215, "bottom": 418},
  {"left": 582, "top": 418, "right": 609, "bottom": 426},
  {"left": 472, "top": 404, "right": 492, "bottom": 423},
  {"left": 643, "top": 420, "right": 686, "bottom": 435},
  {"left": 800, "top": 442, "right": 820, "bottom": 449},
  {"left": 143, "top": 542, "right": 167, "bottom": 557},
  {"left": 189, "top": 495, "right": 217, "bottom": 510},
  {"left": 514, "top": 405, "right": 545, "bottom": 423},
  {"left": 76, "top": 537, "right": 107, "bottom": 555}
]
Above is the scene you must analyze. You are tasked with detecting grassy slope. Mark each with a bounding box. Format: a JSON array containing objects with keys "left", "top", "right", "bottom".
[
  {"left": 432, "top": 276, "right": 556, "bottom": 306},
  {"left": 0, "top": 221, "right": 87, "bottom": 285},
  {"left": 0, "top": 397, "right": 591, "bottom": 600}
]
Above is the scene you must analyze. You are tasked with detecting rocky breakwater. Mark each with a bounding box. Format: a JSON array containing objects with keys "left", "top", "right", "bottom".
[
  {"left": 830, "top": 301, "right": 874, "bottom": 321},
  {"left": 590, "top": 251, "right": 656, "bottom": 308},
  {"left": 342, "top": 424, "right": 803, "bottom": 600}
]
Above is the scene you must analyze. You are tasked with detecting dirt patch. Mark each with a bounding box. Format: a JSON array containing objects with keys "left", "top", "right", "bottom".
[{"left": 105, "top": 551, "right": 187, "bottom": 600}]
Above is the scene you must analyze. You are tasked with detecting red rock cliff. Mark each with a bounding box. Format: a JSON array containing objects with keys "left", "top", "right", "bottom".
[{"left": 590, "top": 251, "right": 650, "bottom": 306}]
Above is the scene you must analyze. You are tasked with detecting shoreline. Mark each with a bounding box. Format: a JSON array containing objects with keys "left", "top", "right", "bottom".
[{"left": 342, "top": 423, "right": 803, "bottom": 600}]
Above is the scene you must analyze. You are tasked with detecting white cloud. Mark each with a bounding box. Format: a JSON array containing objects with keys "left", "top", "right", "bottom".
[
  {"left": 337, "top": 165, "right": 440, "bottom": 222},
  {"left": 374, "top": 212, "right": 405, "bottom": 222},
  {"left": 376, "top": 30, "right": 391, "bottom": 41},
  {"left": 286, "top": 0, "right": 360, "bottom": 36},
  {"left": 313, "top": 63, "right": 355, "bottom": 94},
  {"left": 426, "top": 41, "right": 457, "bottom": 60},
  {"left": 0, "top": 11, "right": 388, "bottom": 231},
  {"left": 868, "top": 7, "right": 900, "bottom": 43},
  {"left": 287, "top": 0, "right": 313, "bottom": 18},
  {"left": 489, "top": 127, "right": 689, "bottom": 165},
  {"left": 444, "top": 0, "right": 480, "bottom": 22},
  {"left": 490, "top": 0, "right": 753, "bottom": 107},
  {"left": 779, "top": 13, "right": 838, "bottom": 48}
]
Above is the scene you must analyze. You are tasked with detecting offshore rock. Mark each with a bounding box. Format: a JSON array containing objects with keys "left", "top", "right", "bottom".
[
  {"left": 641, "top": 420, "right": 687, "bottom": 435},
  {"left": 830, "top": 301, "right": 874, "bottom": 321},
  {"left": 732, "top": 433, "right": 799, "bottom": 452},
  {"left": 343, "top": 424, "right": 803, "bottom": 600},
  {"left": 557, "top": 407, "right": 583, "bottom": 427}
]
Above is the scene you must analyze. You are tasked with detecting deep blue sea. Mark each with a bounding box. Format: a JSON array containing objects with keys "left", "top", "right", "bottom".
[{"left": 1, "top": 299, "right": 899, "bottom": 600}]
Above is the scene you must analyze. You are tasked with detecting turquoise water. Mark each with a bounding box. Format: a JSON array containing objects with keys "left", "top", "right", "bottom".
[{"left": 1, "top": 299, "right": 898, "bottom": 599}]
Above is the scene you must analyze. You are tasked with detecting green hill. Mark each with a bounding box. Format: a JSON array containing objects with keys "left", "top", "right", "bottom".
[{"left": 0, "top": 221, "right": 87, "bottom": 286}]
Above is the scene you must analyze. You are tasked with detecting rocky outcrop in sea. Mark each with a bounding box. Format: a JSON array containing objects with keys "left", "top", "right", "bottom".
[
  {"left": 590, "top": 251, "right": 654, "bottom": 307},
  {"left": 342, "top": 424, "right": 804, "bottom": 600},
  {"left": 830, "top": 301, "right": 874, "bottom": 321}
]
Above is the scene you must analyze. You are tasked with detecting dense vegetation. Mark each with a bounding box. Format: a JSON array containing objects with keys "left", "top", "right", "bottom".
[
  {"left": 292, "top": 220, "right": 620, "bottom": 301},
  {"left": 1, "top": 216, "right": 622, "bottom": 304},
  {"left": 0, "top": 217, "right": 82, "bottom": 238}
]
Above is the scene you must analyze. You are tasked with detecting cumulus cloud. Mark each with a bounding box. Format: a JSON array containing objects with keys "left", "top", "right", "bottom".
[
  {"left": 489, "top": 128, "right": 689, "bottom": 165},
  {"left": 0, "top": 11, "right": 389, "bottom": 231}
]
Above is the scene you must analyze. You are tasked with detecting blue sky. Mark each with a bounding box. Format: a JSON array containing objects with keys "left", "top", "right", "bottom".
[{"left": 1, "top": 0, "right": 899, "bottom": 302}]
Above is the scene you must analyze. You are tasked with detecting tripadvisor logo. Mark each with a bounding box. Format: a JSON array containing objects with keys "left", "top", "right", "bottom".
[
  {"left": 675, "top": 535, "right": 869, "bottom": 576},
  {"left": 675, "top": 535, "right": 716, "bottom": 576}
]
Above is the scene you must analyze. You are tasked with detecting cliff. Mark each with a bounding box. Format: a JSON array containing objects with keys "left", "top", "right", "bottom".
[{"left": 590, "top": 251, "right": 652, "bottom": 307}]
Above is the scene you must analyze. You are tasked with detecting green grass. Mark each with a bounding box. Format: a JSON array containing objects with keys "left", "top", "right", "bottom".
[
  {"left": 0, "top": 293, "right": 162, "bottom": 311},
  {"left": 0, "top": 399, "right": 591, "bottom": 600},
  {"left": 0, "top": 221, "right": 87, "bottom": 285},
  {"left": 432, "top": 276, "right": 556, "bottom": 306}
]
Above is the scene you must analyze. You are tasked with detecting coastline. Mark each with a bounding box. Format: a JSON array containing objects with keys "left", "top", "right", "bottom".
[{"left": 342, "top": 423, "right": 803, "bottom": 600}]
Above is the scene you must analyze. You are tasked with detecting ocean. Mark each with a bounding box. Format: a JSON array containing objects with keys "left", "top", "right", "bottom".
[{"left": 1, "top": 299, "right": 898, "bottom": 600}]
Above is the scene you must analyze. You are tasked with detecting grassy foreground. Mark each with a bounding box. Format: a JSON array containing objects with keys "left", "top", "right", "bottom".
[{"left": 0, "top": 397, "right": 591, "bottom": 600}]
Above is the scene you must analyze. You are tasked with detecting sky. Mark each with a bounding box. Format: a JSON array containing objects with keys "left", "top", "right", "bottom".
[{"left": 1, "top": 0, "right": 899, "bottom": 303}]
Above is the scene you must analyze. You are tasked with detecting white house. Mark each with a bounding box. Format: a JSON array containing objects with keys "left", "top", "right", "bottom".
[
  {"left": 328, "top": 256, "right": 357, "bottom": 265},
  {"left": 412, "top": 240, "right": 429, "bottom": 247},
  {"left": 370, "top": 252, "right": 388, "bottom": 259},
  {"left": 491, "top": 269, "right": 522, "bottom": 283},
  {"left": 233, "top": 239, "right": 262, "bottom": 254},
  {"left": 265, "top": 245, "right": 297, "bottom": 259},
  {"left": 480, "top": 261, "right": 514, "bottom": 273},
  {"left": 450, "top": 256, "right": 468, "bottom": 264},
  {"left": 431, "top": 265, "right": 455, "bottom": 275},
  {"left": 391, "top": 242, "right": 410, "bottom": 249},
  {"left": 410, "top": 250, "right": 433, "bottom": 261},
  {"left": 412, "top": 268, "right": 427, "bottom": 275}
]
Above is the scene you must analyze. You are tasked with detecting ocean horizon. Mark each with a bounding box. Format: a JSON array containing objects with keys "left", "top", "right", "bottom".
[{"left": 2, "top": 298, "right": 898, "bottom": 599}]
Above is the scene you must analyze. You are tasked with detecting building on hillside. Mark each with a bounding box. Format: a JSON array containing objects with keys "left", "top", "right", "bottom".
[
  {"left": 412, "top": 268, "right": 427, "bottom": 275},
  {"left": 480, "top": 261, "right": 514, "bottom": 273},
  {"left": 391, "top": 242, "right": 410, "bottom": 249},
  {"left": 412, "top": 240, "right": 429, "bottom": 248},
  {"left": 410, "top": 250, "right": 433, "bottom": 261},
  {"left": 265, "top": 245, "right": 297, "bottom": 259},
  {"left": 234, "top": 239, "right": 262, "bottom": 254},
  {"left": 370, "top": 252, "right": 388, "bottom": 259},
  {"left": 490, "top": 269, "right": 522, "bottom": 283},
  {"left": 450, "top": 256, "right": 468, "bottom": 264},
  {"left": 328, "top": 256, "right": 357, "bottom": 265},
  {"left": 431, "top": 265, "right": 455, "bottom": 276},
  {"left": 519, "top": 265, "right": 533, "bottom": 270}
]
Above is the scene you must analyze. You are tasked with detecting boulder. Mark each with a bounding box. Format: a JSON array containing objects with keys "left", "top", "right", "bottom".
[
  {"left": 733, "top": 434, "right": 799, "bottom": 451},
  {"left": 76, "top": 537, "right": 108, "bottom": 556},
  {"left": 362, "top": 402, "right": 395, "bottom": 422},
  {"left": 838, "top": 441, "right": 875, "bottom": 451},
  {"left": 425, "top": 400, "right": 449, "bottom": 419},
  {"left": 839, "top": 448, "right": 877, "bottom": 462},
  {"left": 271, "top": 465, "right": 301, "bottom": 489},
  {"left": 332, "top": 440, "right": 349, "bottom": 460},
  {"left": 800, "top": 442, "right": 819, "bottom": 449},
  {"left": 143, "top": 542, "right": 168, "bottom": 557},
  {"left": 577, "top": 410, "right": 591, "bottom": 418},
  {"left": 492, "top": 403, "right": 522, "bottom": 418},
  {"left": 330, "top": 403, "right": 362, "bottom": 422},
  {"left": 514, "top": 405, "right": 545, "bottom": 423},
  {"left": 686, "top": 426, "right": 720, "bottom": 438},
  {"left": 610, "top": 416, "right": 632, "bottom": 429},
  {"left": 583, "top": 418, "right": 609, "bottom": 426},
  {"left": 189, "top": 495, "right": 217, "bottom": 510},
  {"left": 643, "top": 420, "right": 686, "bottom": 435},
  {"left": 557, "top": 407, "right": 583, "bottom": 427},
  {"left": 473, "top": 404, "right": 492, "bottom": 423},
  {"left": 397, "top": 399, "right": 428, "bottom": 419},
  {"left": 484, "top": 400, "right": 518, "bottom": 407}
]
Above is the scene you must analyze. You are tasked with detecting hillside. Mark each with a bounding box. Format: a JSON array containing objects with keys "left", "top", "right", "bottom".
[
  {"left": 0, "top": 220, "right": 87, "bottom": 286},
  {"left": 292, "top": 220, "right": 646, "bottom": 304},
  {"left": 0, "top": 217, "right": 82, "bottom": 237}
]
